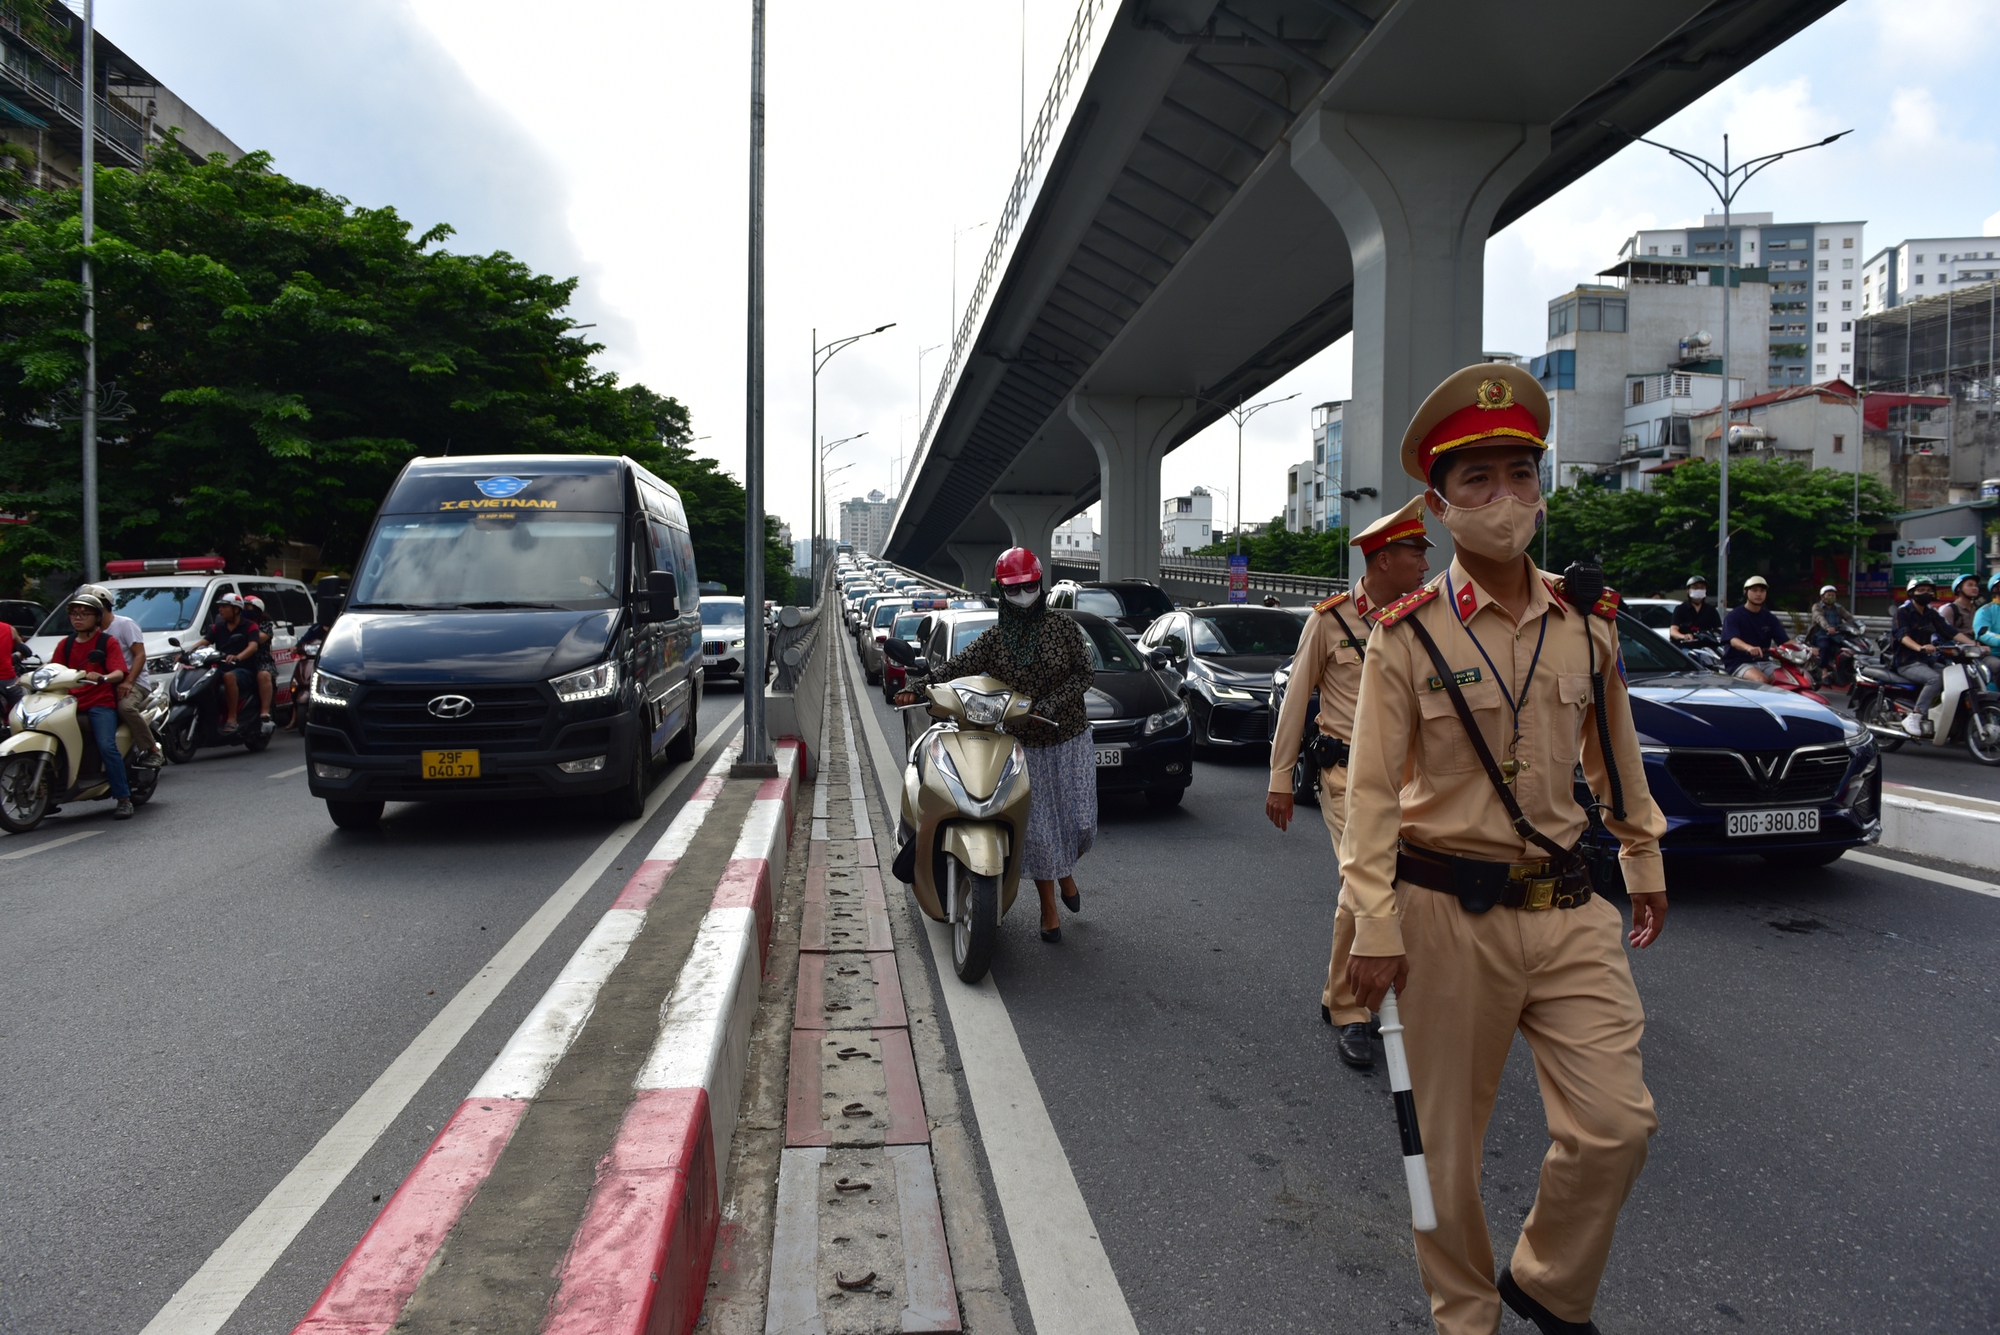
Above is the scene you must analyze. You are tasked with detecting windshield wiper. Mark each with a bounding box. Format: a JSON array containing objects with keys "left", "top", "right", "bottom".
[{"left": 456, "top": 600, "right": 563, "bottom": 610}]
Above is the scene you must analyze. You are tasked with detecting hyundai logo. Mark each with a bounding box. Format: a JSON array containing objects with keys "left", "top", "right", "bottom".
[
  {"left": 428, "top": 694, "right": 476, "bottom": 719},
  {"left": 474, "top": 475, "right": 531, "bottom": 498}
]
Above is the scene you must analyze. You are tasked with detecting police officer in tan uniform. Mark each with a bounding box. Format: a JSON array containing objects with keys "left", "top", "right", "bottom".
[
  {"left": 1265, "top": 496, "right": 1432, "bottom": 1069},
  {"left": 1339, "top": 363, "right": 1669, "bottom": 1335}
]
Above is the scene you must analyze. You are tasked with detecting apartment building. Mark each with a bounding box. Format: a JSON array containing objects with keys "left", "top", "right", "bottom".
[
  {"left": 1161, "top": 488, "right": 1215, "bottom": 555},
  {"left": 1860, "top": 219, "right": 2000, "bottom": 315}
]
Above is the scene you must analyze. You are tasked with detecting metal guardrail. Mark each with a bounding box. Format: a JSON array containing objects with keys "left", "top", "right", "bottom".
[{"left": 1052, "top": 551, "right": 1349, "bottom": 601}]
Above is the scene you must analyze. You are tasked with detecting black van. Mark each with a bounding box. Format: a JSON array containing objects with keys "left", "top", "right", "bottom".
[{"left": 304, "top": 455, "right": 702, "bottom": 828}]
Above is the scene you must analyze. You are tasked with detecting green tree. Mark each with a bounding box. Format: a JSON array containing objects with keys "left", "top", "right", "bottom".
[
  {"left": 1543, "top": 459, "right": 1895, "bottom": 601},
  {"left": 1193, "top": 518, "right": 1353, "bottom": 579},
  {"left": 0, "top": 144, "right": 781, "bottom": 594}
]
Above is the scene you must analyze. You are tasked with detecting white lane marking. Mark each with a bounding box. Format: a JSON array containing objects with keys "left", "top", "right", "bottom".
[
  {"left": 1847, "top": 850, "right": 2000, "bottom": 899},
  {"left": 467, "top": 908, "right": 648, "bottom": 1101},
  {"left": 268, "top": 765, "right": 308, "bottom": 779},
  {"left": 139, "top": 701, "right": 744, "bottom": 1335},
  {"left": 0, "top": 829, "right": 103, "bottom": 859},
  {"left": 1883, "top": 781, "right": 2000, "bottom": 816},
  {"left": 840, "top": 638, "right": 1139, "bottom": 1335}
]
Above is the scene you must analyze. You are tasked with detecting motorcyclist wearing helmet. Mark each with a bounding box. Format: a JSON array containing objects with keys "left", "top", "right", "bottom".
[
  {"left": 1808, "top": 583, "right": 1861, "bottom": 687},
  {"left": 191, "top": 593, "right": 260, "bottom": 734},
  {"left": 1669, "top": 574, "right": 1722, "bottom": 644},
  {"left": 239, "top": 594, "right": 278, "bottom": 729},
  {"left": 1976, "top": 573, "right": 2000, "bottom": 653},
  {"left": 1891, "top": 578, "right": 1981, "bottom": 737},
  {"left": 52, "top": 590, "right": 135, "bottom": 818},
  {"left": 76, "top": 582, "right": 163, "bottom": 767},
  {"left": 1941, "top": 574, "right": 1983, "bottom": 635}
]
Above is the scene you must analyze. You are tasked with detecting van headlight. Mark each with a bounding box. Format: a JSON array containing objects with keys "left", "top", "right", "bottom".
[
  {"left": 551, "top": 661, "right": 619, "bottom": 702},
  {"left": 314, "top": 671, "right": 359, "bottom": 706},
  {"left": 1144, "top": 700, "right": 1188, "bottom": 735}
]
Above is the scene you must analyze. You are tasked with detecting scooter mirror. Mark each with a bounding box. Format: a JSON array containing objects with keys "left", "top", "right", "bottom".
[
  {"left": 881, "top": 637, "right": 919, "bottom": 668},
  {"left": 167, "top": 637, "right": 182, "bottom": 648}
]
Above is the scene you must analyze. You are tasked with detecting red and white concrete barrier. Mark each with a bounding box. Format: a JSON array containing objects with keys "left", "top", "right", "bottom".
[{"left": 293, "top": 739, "right": 778, "bottom": 1335}]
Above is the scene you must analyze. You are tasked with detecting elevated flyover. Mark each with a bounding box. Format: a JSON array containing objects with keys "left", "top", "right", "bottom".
[{"left": 885, "top": 0, "right": 1845, "bottom": 588}]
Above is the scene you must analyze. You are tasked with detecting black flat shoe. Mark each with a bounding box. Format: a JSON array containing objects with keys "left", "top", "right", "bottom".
[
  {"left": 1497, "top": 1268, "right": 1600, "bottom": 1335},
  {"left": 1040, "top": 926, "right": 1061, "bottom": 943},
  {"left": 1336, "top": 1023, "right": 1375, "bottom": 1070},
  {"left": 1320, "top": 1004, "right": 1332, "bottom": 1026},
  {"left": 1060, "top": 888, "right": 1080, "bottom": 913}
]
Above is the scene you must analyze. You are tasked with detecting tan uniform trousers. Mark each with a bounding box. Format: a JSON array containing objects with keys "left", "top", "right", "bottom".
[
  {"left": 1313, "top": 764, "right": 1368, "bottom": 1026},
  {"left": 1399, "top": 882, "right": 1656, "bottom": 1335},
  {"left": 116, "top": 682, "right": 158, "bottom": 754}
]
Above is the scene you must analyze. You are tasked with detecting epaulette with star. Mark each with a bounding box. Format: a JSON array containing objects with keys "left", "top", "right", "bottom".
[
  {"left": 1373, "top": 582, "right": 1440, "bottom": 629},
  {"left": 1313, "top": 591, "right": 1351, "bottom": 614}
]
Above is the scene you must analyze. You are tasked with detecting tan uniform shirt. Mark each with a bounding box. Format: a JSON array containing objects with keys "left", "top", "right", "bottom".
[
  {"left": 1266, "top": 583, "right": 1382, "bottom": 794},
  {"left": 1338, "top": 558, "right": 1668, "bottom": 957}
]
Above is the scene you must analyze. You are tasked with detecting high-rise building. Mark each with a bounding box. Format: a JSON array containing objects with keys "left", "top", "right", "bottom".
[
  {"left": 1860, "top": 226, "right": 2000, "bottom": 316},
  {"left": 838, "top": 490, "right": 896, "bottom": 556},
  {"left": 1284, "top": 458, "right": 1316, "bottom": 533},
  {"left": 0, "top": 6, "right": 241, "bottom": 214}
]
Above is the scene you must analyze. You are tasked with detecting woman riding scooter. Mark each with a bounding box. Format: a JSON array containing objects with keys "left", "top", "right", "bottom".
[{"left": 895, "top": 549, "right": 1099, "bottom": 943}]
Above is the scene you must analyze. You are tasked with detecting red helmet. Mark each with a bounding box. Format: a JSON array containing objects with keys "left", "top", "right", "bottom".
[{"left": 994, "top": 548, "right": 1042, "bottom": 587}]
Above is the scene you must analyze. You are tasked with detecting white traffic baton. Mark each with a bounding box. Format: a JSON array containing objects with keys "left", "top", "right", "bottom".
[{"left": 1379, "top": 986, "right": 1436, "bottom": 1232}]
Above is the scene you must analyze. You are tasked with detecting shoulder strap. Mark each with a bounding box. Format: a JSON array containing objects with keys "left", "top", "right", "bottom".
[
  {"left": 1324, "top": 604, "right": 1365, "bottom": 661},
  {"left": 1402, "top": 612, "right": 1573, "bottom": 867}
]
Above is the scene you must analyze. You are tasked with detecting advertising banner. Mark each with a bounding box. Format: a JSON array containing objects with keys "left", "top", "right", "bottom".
[
  {"left": 1890, "top": 535, "right": 1977, "bottom": 589},
  {"left": 1227, "top": 554, "right": 1249, "bottom": 604}
]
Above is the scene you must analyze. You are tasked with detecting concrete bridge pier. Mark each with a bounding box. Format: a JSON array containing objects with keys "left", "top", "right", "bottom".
[
  {"left": 1290, "top": 112, "right": 1549, "bottom": 543},
  {"left": 944, "top": 541, "right": 1008, "bottom": 593},
  {"left": 1065, "top": 395, "right": 1197, "bottom": 585},
  {"left": 985, "top": 492, "right": 1076, "bottom": 585}
]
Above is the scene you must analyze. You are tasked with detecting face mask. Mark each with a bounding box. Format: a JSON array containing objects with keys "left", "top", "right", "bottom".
[
  {"left": 1003, "top": 586, "right": 1041, "bottom": 608},
  {"left": 1688, "top": 589, "right": 1706, "bottom": 603},
  {"left": 1912, "top": 592, "right": 1933, "bottom": 607},
  {"left": 1436, "top": 492, "right": 1543, "bottom": 563}
]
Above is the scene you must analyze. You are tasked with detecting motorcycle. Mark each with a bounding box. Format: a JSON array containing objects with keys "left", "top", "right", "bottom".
[
  {"left": 0, "top": 658, "right": 166, "bottom": 832},
  {"left": 159, "top": 642, "right": 274, "bottom": 763},
  {"left": 1816, "top": 628, "right": 1877, "bottom": 691},
  {"left": 880, "top": 636, "right": 1031, "bottom": 984},
  {"left": 1763, "top": 641, "right": 1829, "bottom": 704},
  {"left": 1849, "top": 644, "right": 2000, "bottom": 763},
  {"left": 1679, "top": 629, "right": 1725, "bottom": 673}
]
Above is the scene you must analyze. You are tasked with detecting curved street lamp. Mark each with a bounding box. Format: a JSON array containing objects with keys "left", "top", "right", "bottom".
[{"left": 812, "top": 323, "right": 895, "bottom": 584}]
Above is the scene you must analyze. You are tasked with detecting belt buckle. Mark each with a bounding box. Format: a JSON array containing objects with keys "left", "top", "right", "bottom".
[{"left": 1510, "top": 862, "right": 1556, "bottom": 911}]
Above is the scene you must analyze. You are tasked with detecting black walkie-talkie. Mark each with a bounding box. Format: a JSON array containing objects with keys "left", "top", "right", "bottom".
[{"left": 1564, "top": 560, "right": 1625, "bottom": 823}]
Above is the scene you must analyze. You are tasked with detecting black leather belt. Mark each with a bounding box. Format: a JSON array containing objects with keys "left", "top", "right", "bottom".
[{"left": 1396, "top": 841, "right": 1593, "bottom": 914}]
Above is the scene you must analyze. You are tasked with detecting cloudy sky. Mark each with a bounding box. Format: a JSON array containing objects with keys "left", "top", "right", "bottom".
[{"left": 99, "top": 0, "right": 2000, "bottom": 549}]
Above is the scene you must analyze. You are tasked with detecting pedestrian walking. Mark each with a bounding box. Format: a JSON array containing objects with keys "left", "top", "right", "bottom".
[
  {"left": 1265, "top": 494, "right": 1432, "bottom": 1069},
  {"left": 896, "top": 549, "right": 1097, "bottom": 942},
  {"left": 1340, "top": 362, "right": 1670, "bottom": 1335}
]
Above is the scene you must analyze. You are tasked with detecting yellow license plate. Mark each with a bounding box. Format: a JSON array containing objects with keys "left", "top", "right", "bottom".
[{"left": 421, "top": 749, "right": 480, "bottom": 780}]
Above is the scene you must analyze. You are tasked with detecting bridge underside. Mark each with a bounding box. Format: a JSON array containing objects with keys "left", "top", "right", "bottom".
[{"left": 889, "top": 0, "right": 1844, "bottom": 588}]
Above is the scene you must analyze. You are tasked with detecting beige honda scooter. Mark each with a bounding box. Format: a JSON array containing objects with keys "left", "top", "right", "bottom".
[
  {"left": 881, "top": 638, "right": 1032, "bottom": 983},
  {"left": 0, "top": 659, "right": 165, "bottom": 833}
]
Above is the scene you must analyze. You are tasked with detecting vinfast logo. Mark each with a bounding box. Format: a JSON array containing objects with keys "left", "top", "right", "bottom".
[{"left": 475, "top": 476, "right": 531, "bottom": 498}]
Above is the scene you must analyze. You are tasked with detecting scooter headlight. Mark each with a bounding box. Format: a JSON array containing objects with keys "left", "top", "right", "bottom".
[
  {"left": 314, "top": 671, "right": 360, "bottom": 707},
  {"left": 30, "top": 665, "right": 58, "bottom": 692},
  {"left": 954, "top": 687, "right": 1013, "bottom": 727}
]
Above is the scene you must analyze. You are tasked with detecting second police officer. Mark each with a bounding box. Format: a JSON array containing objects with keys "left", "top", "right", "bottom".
[
  {"left": 1340, "top": 362, "right": 1670, "bottom": 1335},
  {"left": 1264, "top": 494, "right": 1432, "bottom": 1070}
]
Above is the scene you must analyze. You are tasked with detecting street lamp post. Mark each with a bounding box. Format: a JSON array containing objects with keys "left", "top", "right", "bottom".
[
  {"left": 79, "top": 0, "right": 98, "bottom": 579},
  {"left": 1223, "top": 393, "right": 1299, "bottom": 555},
  {"left": 811, "top": 322, "right": 895, "bottom": 586},
  {"left": 951, "top": 223, "right": 987, "bottom": 343},
  {"left": 820, "top": 432, "right": 866, "bottom": 556},
  {"left": 1602, "top": 122, "right": 1850, "bottom": 599}
]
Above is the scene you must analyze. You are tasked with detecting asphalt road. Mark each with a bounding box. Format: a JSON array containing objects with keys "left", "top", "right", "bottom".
[
  {"left": 1816, "top": 685, "right": 2000, "bottom": 803},
  {"left": 859, "top": 685, "right": 2000, "bottom": 1334},
  {"left": 0, "top": 690, "right": 746, "bottom": 1335}
]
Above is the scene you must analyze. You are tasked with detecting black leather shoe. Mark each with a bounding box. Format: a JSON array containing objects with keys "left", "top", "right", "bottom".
[
  {"left": 1497, "top": 1268, "right": 1599, "bottom": 1335},
  {"left": 1060, "top": 888, "right": 1080, "bottom": 913},
  {"left": 1040, "top": 926, "right": 1061, "bottom": 944},
  {"left": 1336, "top": 1022, "right": 1374, "bottom": 1070}
]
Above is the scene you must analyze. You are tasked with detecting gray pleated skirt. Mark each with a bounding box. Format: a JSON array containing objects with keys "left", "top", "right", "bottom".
[{"left": 1022, "top": 728, "right": 1097, "bottom": 881}]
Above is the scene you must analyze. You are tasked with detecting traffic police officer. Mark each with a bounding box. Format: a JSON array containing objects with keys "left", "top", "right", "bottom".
[
  {"left": 1265, "top": 495, "right": 1432, "bottom": 1069},
  {"left": 1339, "top": 362, "right": 1669, "bottom": 1335}
]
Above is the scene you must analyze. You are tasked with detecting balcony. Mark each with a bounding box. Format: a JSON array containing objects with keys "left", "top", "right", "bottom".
[{"left": 0, "top": 28, "right": 147, "bottom": 167}]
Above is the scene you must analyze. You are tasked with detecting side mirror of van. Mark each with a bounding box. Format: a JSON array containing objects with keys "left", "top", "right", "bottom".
[{"left": 643, "top": 570, "right": 679, "bottom": 623}]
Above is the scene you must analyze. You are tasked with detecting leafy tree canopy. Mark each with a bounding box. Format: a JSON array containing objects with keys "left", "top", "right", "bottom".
[
  {"left": 1192, "top": 520, "right": 1354, "bottom": 579},
  {"left": 0, "top": 144, "right": 787, "bottom": 596},
  {"left": 1543, "top": 459, "right": 1897, "bottom": 601}
]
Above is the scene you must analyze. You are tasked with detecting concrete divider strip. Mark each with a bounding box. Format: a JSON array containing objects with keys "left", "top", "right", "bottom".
[
  {"left": 292, "top": 737, "right": 751, "bottom": 1335},
  {"left": 540, "top": 738, "right": 802, "bottom": 1335}
]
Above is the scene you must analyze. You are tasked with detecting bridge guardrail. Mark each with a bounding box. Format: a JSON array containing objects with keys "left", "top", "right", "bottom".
[{"left": 1051, "top": 551, "right": 1349, "bottom": 602}]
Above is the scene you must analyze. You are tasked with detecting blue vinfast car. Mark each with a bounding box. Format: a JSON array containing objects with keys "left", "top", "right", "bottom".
[{"left": 1579, "top": 613, "right": 1880, "bottom": 868}]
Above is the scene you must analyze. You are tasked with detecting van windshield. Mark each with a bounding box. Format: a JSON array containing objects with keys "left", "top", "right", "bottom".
[{"left": 351, "top": 513, "right": 621, "bottom": 608}]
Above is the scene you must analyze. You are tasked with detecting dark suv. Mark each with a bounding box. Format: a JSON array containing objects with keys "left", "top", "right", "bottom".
[{"left": 1046, "top": 580, "right": 1174, "bottom": 636}]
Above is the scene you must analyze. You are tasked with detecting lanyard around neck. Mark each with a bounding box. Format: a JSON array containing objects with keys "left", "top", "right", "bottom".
[{"left": 1445, "top": 572, "right": 1548, "bottom": 737}]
